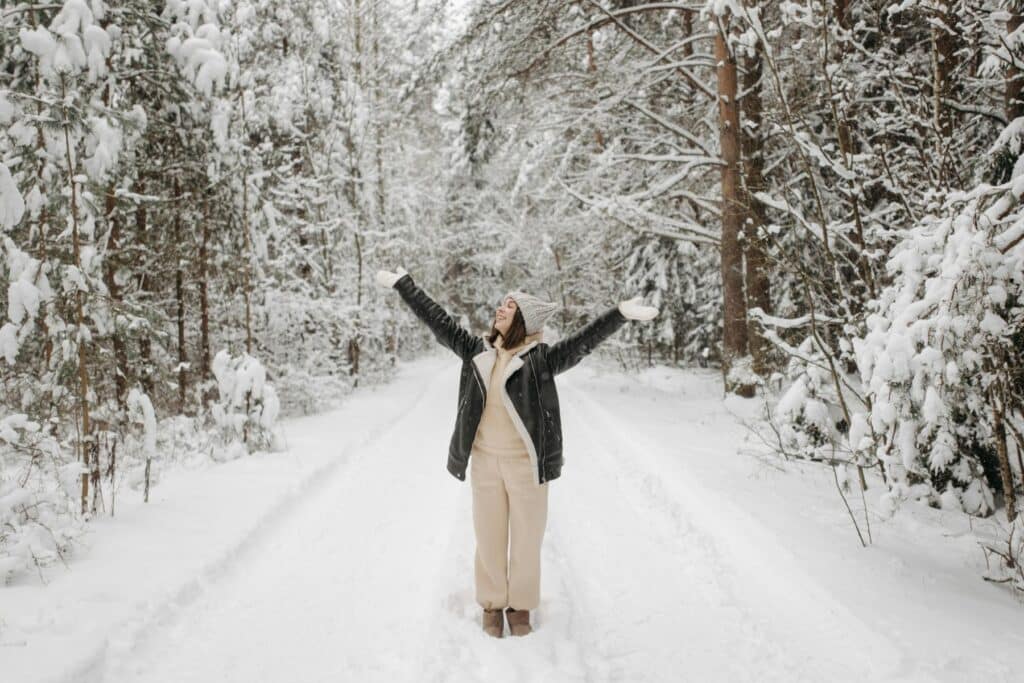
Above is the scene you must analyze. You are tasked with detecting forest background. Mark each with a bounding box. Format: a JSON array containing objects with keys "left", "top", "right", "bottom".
[{"left": 3, "top": 0, "right": 1024, "bottom": 590}]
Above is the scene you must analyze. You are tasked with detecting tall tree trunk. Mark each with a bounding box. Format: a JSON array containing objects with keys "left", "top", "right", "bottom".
[
  {"left": 587, "top": 31, "right": 605, "bottom": 149},
  {"left": 103, "top": 185, "right": 129, "bottom": 411},
  {"left": 61, "top": 76, "right": 95, "bottom": 514},
  {"left": 346, "top": 0, "right": 367, "bottom": 385},
  {"left": 741, "top": 0, "right": 771, "bottom": 379},
  {"left": 932, "top": 2, "right": 959, "bottom": 184},
  {"left": 174, "top": 177, "right": 188, "bottom": 412},
  {"left": 199, "top": 197, "right": 212, "bottom": 387},
  {"left": 31, "top": 41, "right": 53, "bottom": 368},
  {"left": 1007, "top": 4, "right": 1024, "bottom": 123},
  {"left": 353, "top": 0, "right": 363, "bottom": 80},
  {"left": 242, "top": 173, "right": 254, "bottom": 357},
  {"left": 714, "top": 20, "right": 752, "bottom": 395},
  {"left": 992, "top": 387, "right": 1018, "bottom": 524},
  {"left": 372, "top": 3, "right": 387, "bottom": 223},
  {"left": 239, "top": 94, "right": 254, "bottom": 356},
  {"left": 349, "top": 232, "right": 363, "bottom": 383},
  {"left": 135, "top": 196, "right": 154, "bottom": 396}
]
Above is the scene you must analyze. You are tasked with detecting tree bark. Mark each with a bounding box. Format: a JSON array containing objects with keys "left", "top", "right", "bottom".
[
  {"left": 31, "top": 40, "right": 53, "bottom": 368},
  {"left": 174, "top": 177, "right": 188, "bottom": 413},
  {"left": 992, "top": 388, "right": 1018, "bottom": 523},
  {"left": 239, "top": 95, "right": 254, "bottom": 356},
  {"left": 372, "top": 3, "right": 387, "bottom": 222},
  {"left": 681, "top": 11, "right": 694, "bottom": 58},
  {"left": 346, "top": 0, "right": 368, "bottom": 385},
  {"left": 714, "top": 19, "right": 751, "bottom": 395},
  {"left": 199, "top": 197, "right": 212, "bottom": 385},
  {"left": 61, "top": 76, "right": 95, "bottom": 514},
  {"left": 349, "top": 232, "right": 363, "bottom": 382},
  {"left": 833, "top": 0, "right": 851, "bottom": 29},
  {"left": 102, "top": 184, "right": 129, "bottom": 411},
  {"left": 932, "top": 2, "right": 959, "bottom": 185},
  {"left": 1007, "top": 5, "right": 1024, "bottom": 122},
  {"left": 135, "top": 195, "right": 154, "bottom": 396},
  {"left": 741, "top": 0, "right": 771, "bottom": 379},
  {"left": 587, "top": 31, "right": 605, "bottom": 149}
]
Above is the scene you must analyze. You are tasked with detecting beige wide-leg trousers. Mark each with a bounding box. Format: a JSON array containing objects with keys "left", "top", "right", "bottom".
[{"left": 470, "top": 445, "right": 549, "bottom": 611}]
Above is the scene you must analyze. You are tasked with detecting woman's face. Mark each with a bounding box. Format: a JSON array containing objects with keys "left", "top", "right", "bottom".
[{"left": 494, "top": 296, "right": 518, "bottom": 336}]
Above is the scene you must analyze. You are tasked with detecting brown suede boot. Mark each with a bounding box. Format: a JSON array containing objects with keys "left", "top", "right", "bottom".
[
  {"left": 482, "top": 609, "right": 504, "bottom": 638},
  {"left": 505, "top": 608, "right": 532, "bottom": 636}
]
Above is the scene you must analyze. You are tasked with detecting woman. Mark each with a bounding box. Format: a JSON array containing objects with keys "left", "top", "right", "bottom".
[{"left": 375, "top": 267, "right": 658, "bottom": 638}]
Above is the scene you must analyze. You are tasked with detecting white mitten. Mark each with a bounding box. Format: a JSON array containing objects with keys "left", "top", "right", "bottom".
[
  {"left": 618, "top": 296, "right": 659, "bottom": 321},
  {"left": 375, "top": 266, "right": 408, "bottom": 289}
]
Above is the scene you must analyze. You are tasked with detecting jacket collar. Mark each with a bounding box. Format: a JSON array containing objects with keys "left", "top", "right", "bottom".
[{"left": 472, "top": 332, "right": 542, "bottom": 394}]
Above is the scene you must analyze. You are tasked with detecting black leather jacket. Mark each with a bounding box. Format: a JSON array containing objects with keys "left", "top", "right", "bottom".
[{"left": 393, "top": 273, "right": 628, "bottom": 484}]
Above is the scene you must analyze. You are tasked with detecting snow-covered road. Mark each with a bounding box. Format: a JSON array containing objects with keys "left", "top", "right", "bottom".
[
  {"left": 12, "top": 356, "right": 1024, "bottom": 683},
  {"left": 104, "top": 357, "right": 870, "bottom": 683}
]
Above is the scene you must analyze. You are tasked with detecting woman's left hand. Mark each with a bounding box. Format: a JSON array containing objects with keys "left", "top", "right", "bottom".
[
  {"left": 375, "top": 266, "right": 408, "bottom": 289},
  {"left": 618, "top": 297, "right": 659, "bottom": 321}
]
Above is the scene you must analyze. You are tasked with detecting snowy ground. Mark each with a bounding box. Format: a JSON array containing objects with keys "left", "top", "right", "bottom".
[{"left": 5, "top": 354, "right": 1024, "bottom": 683}]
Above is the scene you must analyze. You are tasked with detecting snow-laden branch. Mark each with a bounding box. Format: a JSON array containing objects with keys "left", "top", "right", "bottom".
[
  {"left": 970, "top": 173, "right": 1024, "bottom": 255},
  {"left": 517, "top": 3, "right": 702, "bottom": 76},
  {"left": 610, "top": 153, "right": 719, "bottom": 165},
  {"left": 619, "top": 161, "right": 723, "bottom": 204},
  {"left": 623, "top": 100, "right": 717, "bottom": 159},
  {"left": 558, "top": 176, "right": 719, "bottom": 245},
  {"left": 749, "top": 307, "right": 842, "bottom": 329},
  {"left": 754, "top": 191, "right": 823, "bottom": 238},
  {"left": 585, "top": 0, "right": 715, "bottom": 99}
]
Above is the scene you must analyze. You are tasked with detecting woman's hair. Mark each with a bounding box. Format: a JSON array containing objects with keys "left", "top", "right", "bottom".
[{"left": 486, "top": 308, "right": 528, "bottom": 348}]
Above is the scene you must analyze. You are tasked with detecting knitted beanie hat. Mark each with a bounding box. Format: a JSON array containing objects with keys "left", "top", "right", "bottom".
[{"left": 507, "top": 291, "right": 559, "bottom": 335}]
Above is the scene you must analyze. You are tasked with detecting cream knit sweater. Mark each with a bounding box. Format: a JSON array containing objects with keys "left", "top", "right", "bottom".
[{"left": 472, "top": 332, "right": 541, "bottom": 456}]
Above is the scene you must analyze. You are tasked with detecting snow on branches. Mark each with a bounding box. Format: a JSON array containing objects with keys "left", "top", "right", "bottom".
[
  {"left": 0, "top": 415, "right": 83, "bottom": 582},
  {"left": 856, "top": 183, "right": 1024, "bottom": 517},
  {"left": 18, "top": 0, "right": 112, "bottom": 83},
  {"left": 210, "top": 350, "right": 281, "bottom": 455},
  {"left": 0, "top": 163, "right": 25, "bottom": 232},
  {"left": 164, "top": 0, "right": 228, "bottom": 96}
]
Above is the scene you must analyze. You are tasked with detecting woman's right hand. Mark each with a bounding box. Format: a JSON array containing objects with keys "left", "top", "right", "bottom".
[
  {"left": 375, "top": 267, "right": 408, "bottom": 289},
  {"left": 618, "top": 296, "right": 659, "bottom": 321}
]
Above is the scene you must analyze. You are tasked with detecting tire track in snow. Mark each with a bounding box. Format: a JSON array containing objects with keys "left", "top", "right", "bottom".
[
  {"left": 78, "top": 354, "right": 909, "bottom": 683},
  {"left": 552, "top": 378, "right": 777, "bottom": 683},
  {"left": 558, "top": 375, "right": 904, "bottom": 682},
  {"left": 93, "top": 358, "right": 461, "bottom": 683}
]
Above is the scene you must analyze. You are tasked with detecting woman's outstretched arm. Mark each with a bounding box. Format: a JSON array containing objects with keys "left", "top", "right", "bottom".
[
  {"left": 377, "top": 268, "right": 483, "bottom": 361},
  {"left": 545, "top": 297, "right": 658, "bottom": 376}
]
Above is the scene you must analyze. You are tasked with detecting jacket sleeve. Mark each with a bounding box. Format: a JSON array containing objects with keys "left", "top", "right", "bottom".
[
  {"left": 393, "top": 273, "right": 484, "bottom": 361},
  {"left": 545, "top": 306, "right": 628, "bottom": 376}
]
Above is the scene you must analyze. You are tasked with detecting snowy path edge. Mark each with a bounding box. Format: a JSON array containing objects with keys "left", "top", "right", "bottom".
[
  {"left": 561, "top": 377, "right": 908, "bottom": 679},
  {"left": 42, "top": 361, "right": 445, "bottom": 683}
]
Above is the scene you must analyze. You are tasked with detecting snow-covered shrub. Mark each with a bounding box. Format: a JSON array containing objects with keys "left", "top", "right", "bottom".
[
  {"left": 126, "top": 388, "right": 157, "bottom": 461},
  {"left": 771, "top": 338, "right": 849, "bottom": 460},
  {"left": 210, "top": 350, "right": 281, "bottom": 453},
  {"left": 855, "top": 184, "right": 1024, "bottom": 516},
  {"left": 725, "top": 355, "right": 759, "bottom": 394},
  {"left": 0, "top": 415, "right": 84, "bottom": 582},
  {"left": 761, "top": 179, "right": 1024, "bottom": 519},
  {"left": 116, "top": 388, "right": 159, "bottom": 499}
]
